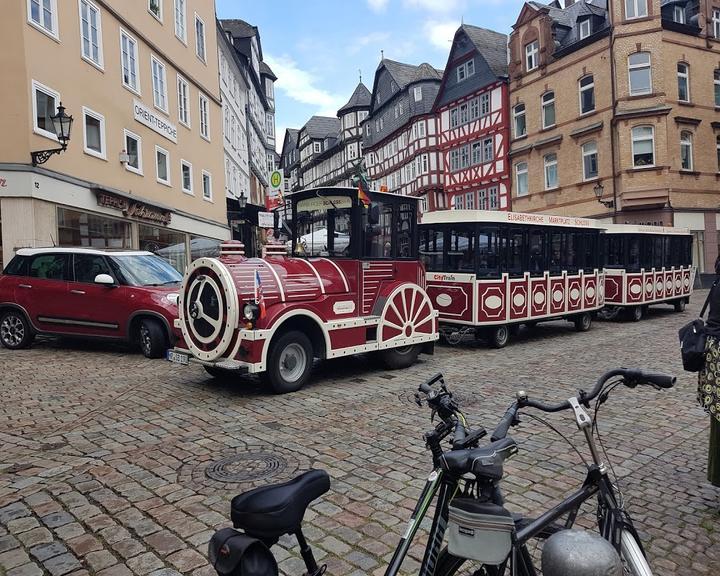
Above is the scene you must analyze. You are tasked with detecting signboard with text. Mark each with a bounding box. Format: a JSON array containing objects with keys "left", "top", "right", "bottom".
[
  {"left": 258, "top": 211, "right": 274, "bottom": 228},
  {"left": 133, "top": 99, "right": 178, "bottom": 143}
]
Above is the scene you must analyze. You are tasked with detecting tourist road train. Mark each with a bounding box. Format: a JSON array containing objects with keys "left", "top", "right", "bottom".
[{"left": 168, "top": 187, "right": 694, "bottom": 392}]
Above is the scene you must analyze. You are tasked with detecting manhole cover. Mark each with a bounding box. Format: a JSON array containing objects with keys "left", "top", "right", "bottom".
[{"left": 205, "top": 452, "right": 287, "bottom": 483}]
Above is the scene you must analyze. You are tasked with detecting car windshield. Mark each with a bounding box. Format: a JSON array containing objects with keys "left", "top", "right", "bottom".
[
  {"left": 111, "top": 255, "right": 183, "bottom": 287},
  {"left": 293, "top": 195, "right": 353, "bottom": 258}
]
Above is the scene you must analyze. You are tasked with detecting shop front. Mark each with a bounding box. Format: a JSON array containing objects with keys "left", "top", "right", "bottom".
[{"left": 0, "top": 167, "right": 229, "bottom": 272}]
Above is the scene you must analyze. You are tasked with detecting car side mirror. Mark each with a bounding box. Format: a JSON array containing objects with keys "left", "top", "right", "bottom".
[{"left": 94, "top": 273, "right": 116, "bottom": 287}]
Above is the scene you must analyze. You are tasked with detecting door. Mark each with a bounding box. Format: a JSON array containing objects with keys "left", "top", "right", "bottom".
[
  {"left": 15, "top": 253, "right": 73, "bottom": 333},
  {"left": 67, "top": 253, "right": 126, "bottom": 337}
]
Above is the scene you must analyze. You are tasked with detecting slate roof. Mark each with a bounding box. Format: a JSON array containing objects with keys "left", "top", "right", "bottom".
[
  {"left": 338, "top": 82, "right": 372, "bottom": 115},
  {"left": 462, "top": 24, "right": 508, "bottom": 78},
  {"left": 382, "top": 59, "right": 442, "bottom": 90},
  {"left": 220, "top": 19, "right": 257, "bottom": 39},
  {"left": 527, "top": 0, "right": 609, "bottom": 51},
  {"left": 260, "top": 61, "right": 276, "bottom": 80},
  {"left": 302, "top": 116, "right": 341, "bottom": 140}
]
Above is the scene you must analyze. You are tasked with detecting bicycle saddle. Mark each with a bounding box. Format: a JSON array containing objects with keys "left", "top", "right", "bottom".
[
  {"left": 442, "top": 437, "right": 517, "bottom": 480},
  {"left": 231, "top": 469, "right": 330, "bottom": 540}
]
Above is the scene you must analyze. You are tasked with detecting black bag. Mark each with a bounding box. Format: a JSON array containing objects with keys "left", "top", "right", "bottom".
[
  {"left": 678, "top": 281, "right": 717, "bottom": 372},
  {"left": 209, "top": 528, "right": 278, "bottom": 576}
]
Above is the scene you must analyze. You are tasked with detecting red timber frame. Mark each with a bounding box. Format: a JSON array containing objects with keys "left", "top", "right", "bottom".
[
  {"left": 438, "top": 81, "right": 511, "bottom": 212},
  {"left": 419, "top": 210, "right": 605, "bottom": 331}
]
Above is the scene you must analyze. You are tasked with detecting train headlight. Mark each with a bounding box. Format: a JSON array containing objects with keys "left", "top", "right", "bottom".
[{"left": 243, "top": 302, "right": 260, "bottom": 322}]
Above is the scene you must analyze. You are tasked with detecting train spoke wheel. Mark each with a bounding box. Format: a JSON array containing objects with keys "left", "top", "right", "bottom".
[{"left": 378, "top": 284, "right": 434, "bottom": 348}]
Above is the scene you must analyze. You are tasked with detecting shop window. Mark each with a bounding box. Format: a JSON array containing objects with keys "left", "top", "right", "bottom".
[
  {"left": 139, "top": 224, "right": 187, "bottom": 272},
  {"left": 57, "top": 207, "right": 131, "bottom": 249}
]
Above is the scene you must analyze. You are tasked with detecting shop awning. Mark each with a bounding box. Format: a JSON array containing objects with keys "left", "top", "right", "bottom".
[{"left": 620, "top": 189, "right": 669, "bottom": 209}]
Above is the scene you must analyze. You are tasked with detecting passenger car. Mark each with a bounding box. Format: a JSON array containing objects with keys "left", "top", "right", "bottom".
[{"left": 0, "top": 248, "right": 182, "bottom": 358}]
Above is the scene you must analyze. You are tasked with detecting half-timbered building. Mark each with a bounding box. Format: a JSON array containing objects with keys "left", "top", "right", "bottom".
[
  {"left": 434, "top": 25, "right": 510, "bottom": 212},
  {"left": 362, "top": 59, "right": 444, "bottom": 212}
]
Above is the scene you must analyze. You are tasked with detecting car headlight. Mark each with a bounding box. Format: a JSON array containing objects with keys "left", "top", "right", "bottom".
[
  {"left": 165, "top": 293, "right": 180, "bottom": 305},
  {"left": 243, "top": 302, "right": 260, "bottom": 321}
]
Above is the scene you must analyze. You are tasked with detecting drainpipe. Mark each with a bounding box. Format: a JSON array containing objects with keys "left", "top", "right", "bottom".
[{"left": 608, "top": 0, "right": 619, "bottom": 224}]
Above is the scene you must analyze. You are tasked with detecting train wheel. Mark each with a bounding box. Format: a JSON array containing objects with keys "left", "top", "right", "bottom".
[
  {"left": 573, "top": 312, "right": 592, "bottom": 332},
  {"left": 377, "top": 344, "right": 422, "bottom": 370},
  {"left": 262, "top": 330, "right": 313, "bottom": 394},
  {"left": 378, "top": 284, "right": 435, "bottom": 349},
  {"left": 628, "top": 306, "right": 643, "bottom": 322},
  {"left": 674, "top": 299, "right": 687, "bottom": 313},
  {"left": 490, "top": 325, "right": 510, "bottom": 349}
]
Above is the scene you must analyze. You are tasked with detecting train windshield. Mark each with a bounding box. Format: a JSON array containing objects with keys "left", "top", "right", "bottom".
[{"left": 293, "top": 195, "right": 353, "bottom": 258}]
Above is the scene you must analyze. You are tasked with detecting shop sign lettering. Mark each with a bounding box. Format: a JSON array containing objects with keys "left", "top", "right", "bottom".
[
  {"left": 133, "top": 99, "right": 178, "bottom": 143},
  {"left": 97, "top": 191, "right": 172, "bottom": 225}
]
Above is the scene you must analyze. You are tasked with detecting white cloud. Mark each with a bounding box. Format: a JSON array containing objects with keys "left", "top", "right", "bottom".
[
  {"left": 347, "top": 31, "right": 391, "bottom": 55},
  {"left": 367, "top": 0, "right": 390, "bottom": 12},
  {"left": 403, "top": 0, "right": 464, "bottom": 12},
  {"left": 423, "top": 20, "right": 459, "bottom": 51},
  {"left": 264, "top": 54, "right": 345, "bottom": 118}
]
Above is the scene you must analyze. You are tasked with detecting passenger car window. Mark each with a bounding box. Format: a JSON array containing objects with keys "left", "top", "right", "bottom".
[
  {"left": 28, "top": 254, "right": 69, "bottom": 280},
  {"left": 3, "top": 256, "right": 29, "bottom": 276},
  {"left": 73, "top": 254, "right": 112, "bottom": 284}
]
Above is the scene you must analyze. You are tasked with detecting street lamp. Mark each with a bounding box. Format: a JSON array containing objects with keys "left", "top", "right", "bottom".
[
  {"left": 593, "top": 180, "right": 614, "bottom": 208},
  {"left": 238, "top": 191, "right": 247, "bottom": 209},
  {"left": 31, "top": 102, "right": 73, "bottom": 166}
]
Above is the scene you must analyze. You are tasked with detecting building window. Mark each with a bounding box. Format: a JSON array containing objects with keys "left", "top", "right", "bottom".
[
  {"left": 582, "top": 141, "right": 598, "bottom": 180},
  {"left": 313, "top": 142, "right": 321, "bottom": 153},
  {"left": 677, "top": 63, "right": 690, "bottom": 102},
  {"left": 450, "top": 149, "right": 460, "bottom": 172},
  {"left": 465, "top": 191, "right": 475, "bottom": 210},
  {"left": 181, "top": 160, "right": 193, "bottom": 193},
  {"left": 579, "top": 18, "right": 591, "bottom": 40},
  {"left": 124, "top": 129, "right": 142, "bottom": 174},
  {"left": 202, "top": 171, "right": 212, "bottom": 201},
  {"left": 79, "top": 0, "right": 103, "bottom": 68},
  {"left": 148, "top": 0, "right": 162, "bottom": 20},
  {"left": 482, "top": 138, "right": 493, "bottom": 163},
  {"left": 479, "top": 188, "right": 488, "bottom": 210},
  {"left": 513, "top": 103, "right": 526, "bottom": 138},
  {"left": 470, "top": 98, "right": 479, "bottom": 119},
  {"left": 715, "top": 70, "right": 720, "bottom": 107},
  {"left": 631, "top": 125, "right": 654, "bottom": 167},
  {"left": 174, "top": 0, "right": 186, "bottom": 42},
  {"left": 544, "top": 153, "right": 558, "bottom": 190},
  {"left": 266, "top": 79, "right": 274, "bottom": 99},
  {"left": 515, "top": 162, "right": 528, "bottom": 197},
  {"left": 414, "top": 86, "right": 422, "bottom": 101},
  {"left": 28, "top": 0, "right": 58, "bottom": 36},
  {"left": 542, "top": 91, "right": 555, "bottom": 129},
  {"left": 120, "top": 30, "right": 140, "bottom": 93},
  {"left": 579, "top": 75, "right": 595, "bottom": 114},
  {"left": 195, "top": 14, "right": 206, "bottom": 61},
  {"left": 418, "top": 121, "right": 426, "bottom": 137},
  {"left": 156, "top": 146, "right": 170, "bottom": 185},
  {"left": 471, "top": 142, "right": 481, "bottom": 165},
  {"left": 82, "top": 107, "right": 105, "bottom": 159},
  {"left": 481, "top": 93, "right": 490, "bottom": 116},
  {"left": 716, "top": 136, "right": 720, "bottom": 172},
  {"left": 199, "top": 93, "right": 210, "bottom": 140},
  {"left": 460, "top": 145, "right": 469, "bottom": 169},
  {"left": 714, "top": 9, "right": 720, "bottom": 38},
  {"left": 489, "top": 186, "right": 499, "bottom": 210},
  {"left": 457, "top": 59, "right": 475, "bottom": 82},
  {"left": 525, "top": 40, "right": 539, "bottom": 71},
  {"left": 151, "top": 56, "right": 168, "bottom": 112},
  {"left": 628, "top": 52, "right": 651, "bottom": 96},
  {"left": 680, "top": 131, "right": 693, "bottom": 171},
  {"left": 177, "top": 75, "right": 190, "bottom": 126},
  {"left": 32, "top": 80, "right": 60, "bottom": 140},
  {"left": 421, "top": 154, "right": 428, "bottom": 173},
  {"left": 673, "top": 5, "right": 685, "bottom": 24},
  {"left": 266, "top": 113, "right": 274, "bottom": 138},
  {"left": 450, "top": 108, "right": 459, "bottom": 128},
  {"left": 459, "top": 103, "right": 468, "bottom": 124},
  {"left": 625, "top": 0, "right": 647, "bottom": 19}
]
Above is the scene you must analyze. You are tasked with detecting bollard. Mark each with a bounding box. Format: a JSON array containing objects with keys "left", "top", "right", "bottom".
[{"left": 541, "top": 530, "right": 623, "bottom": 576}]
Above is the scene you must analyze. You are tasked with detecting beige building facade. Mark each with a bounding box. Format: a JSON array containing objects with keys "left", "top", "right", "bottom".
[
  {"left": 509, "top": 0, "right": 720, "bottom": 273},
  {"left": 0, "top": 0, "right": 229, "bottom": 271}
]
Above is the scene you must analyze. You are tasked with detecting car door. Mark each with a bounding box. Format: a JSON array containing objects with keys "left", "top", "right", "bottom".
[
  {"left": 67, "top": 253, "right": 125, "bottom": 337},
  {"left": 14, "top": 253, "right": 74, "bottom": 333}
]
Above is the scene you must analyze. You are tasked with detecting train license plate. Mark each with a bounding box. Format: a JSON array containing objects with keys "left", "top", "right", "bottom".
[{"left": 167, "top": 350, "right": 189, "bottom": 365}]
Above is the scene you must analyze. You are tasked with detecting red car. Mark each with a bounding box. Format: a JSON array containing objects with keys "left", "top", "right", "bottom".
[{"left": 0, "top": 248, "right": 182, "bottom": 358}]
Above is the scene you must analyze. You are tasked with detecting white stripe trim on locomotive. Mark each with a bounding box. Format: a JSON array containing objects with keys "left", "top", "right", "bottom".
[
  {"left": 263, "top": 261, "right": 285, "bottom": 300},
  {"left": 295, "top": 259, "right": 326, "bottom": 294},
  {"left": 319, "top": 258, "right": 350, "bottom": 292}
]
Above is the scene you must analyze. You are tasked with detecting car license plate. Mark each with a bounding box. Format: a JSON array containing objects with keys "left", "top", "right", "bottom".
[{"left": 167, "top": 350, "right": 189, "bottom": 365}]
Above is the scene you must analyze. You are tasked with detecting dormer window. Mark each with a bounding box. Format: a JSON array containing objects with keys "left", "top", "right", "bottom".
[
  {"left": 673, "top": 5, "right": 685, "bottom": 24},
  {"left": 456, "top": 59, "right": 475, "bottom": 82},
  {"left": 525, "top": 41, "right": 539, "bottom": 72},
  {"left": 579, "top": 18, "right": 591, "bottom": 40}
]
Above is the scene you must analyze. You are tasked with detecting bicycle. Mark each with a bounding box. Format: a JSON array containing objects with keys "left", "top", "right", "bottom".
[{"left": 209, "top": 367, "right": 675, "bottom": 576}]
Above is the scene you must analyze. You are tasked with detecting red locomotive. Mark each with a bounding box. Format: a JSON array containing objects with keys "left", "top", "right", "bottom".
[{"left": 168, "top": 187, "right": 438, "bottom": 393}]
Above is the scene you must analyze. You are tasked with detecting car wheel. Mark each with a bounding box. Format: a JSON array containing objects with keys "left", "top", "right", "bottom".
[
  {"left": 262, "top": 330, "right": 313, "bottom": 394},
  {"left": 490, "top": 325, "right": 510, "bottom": 349},
  {"left": 377, "top": 344, "right": 422, "bottom": 370},
  {"left": 573, "top": 312, "right": 592, "bottom": 332},
  {"left": 0, "top": 310, "right": 34, "bottom": 350},
  {"left": 138, "top": 318, "right": 167, "bottom": 359},
  {"left": 674, "top": 299, "right": 687, "bottom": 313}
]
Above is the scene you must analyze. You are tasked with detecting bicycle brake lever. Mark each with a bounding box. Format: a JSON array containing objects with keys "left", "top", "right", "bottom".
[{"left": 414, "top": 392, "right": 424, "bottom": 407}]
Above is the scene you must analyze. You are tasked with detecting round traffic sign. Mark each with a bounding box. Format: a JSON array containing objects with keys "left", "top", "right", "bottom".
[{"left": 270, "top": 171, "right": 282, "bottom": 188}]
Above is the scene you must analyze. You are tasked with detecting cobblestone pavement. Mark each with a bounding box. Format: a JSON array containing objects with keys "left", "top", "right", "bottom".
[{"left": 0, "top": 295, "right": 718, "bottom": 576}]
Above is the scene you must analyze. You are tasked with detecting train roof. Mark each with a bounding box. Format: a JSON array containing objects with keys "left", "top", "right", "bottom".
[
  {"left": 602, "top": 223, "right": 691, "bottom": 236},
  {"left": 290, "top": 187, "right": 419, "bottom": 203},
  {"left": 420, "top": 209, "right": 603, "bottom": 229}
]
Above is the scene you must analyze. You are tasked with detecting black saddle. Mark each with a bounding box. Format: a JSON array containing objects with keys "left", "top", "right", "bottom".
[
  {"left": 442, "top": 437, "right": 517, "bottom": 480},
  {"left": 231, "top": 470, "right": 330, "bottom": 540}
]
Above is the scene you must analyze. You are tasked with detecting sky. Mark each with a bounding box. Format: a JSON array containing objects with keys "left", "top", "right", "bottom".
[{"left": 216, "top": 0, "right": 528, "bottom": 154}]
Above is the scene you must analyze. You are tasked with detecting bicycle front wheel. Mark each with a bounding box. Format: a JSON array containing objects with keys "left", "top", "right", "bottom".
[{"left": 620, "top": 531, "right": 653, "bottom": 576}]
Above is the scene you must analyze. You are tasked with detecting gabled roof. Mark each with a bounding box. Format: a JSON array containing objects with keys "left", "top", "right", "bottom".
[
  {"left": 381, "top": 59, "right": 442, "bottom": 90},
  {"left": 338, "top": 82, "right": 372, "bottom": 115},
  {"left": 461, "top": 24, "right": 508, "bottom": 78},
  {"left": 301, "top": 116, "right": 341, "bottom": 140},
  {"left": 221, "top": 19, "right": 258, "bottom": 39},
  {"left": 260, "top": 61, "right": 277, "bottom": 80}
]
